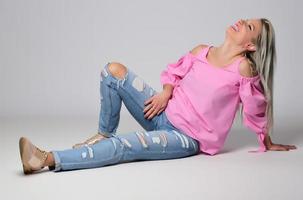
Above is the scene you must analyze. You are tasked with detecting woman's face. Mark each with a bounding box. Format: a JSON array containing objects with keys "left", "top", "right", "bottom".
[{"left": 226, "top": 18, "right": 262, "bottom": 51}]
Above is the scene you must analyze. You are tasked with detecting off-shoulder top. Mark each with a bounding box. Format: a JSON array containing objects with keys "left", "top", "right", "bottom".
[{"left": 160, "top": 45, "right": 268, "bottom": 155}]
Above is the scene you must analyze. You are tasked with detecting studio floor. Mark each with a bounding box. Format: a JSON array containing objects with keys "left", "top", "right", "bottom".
[{"left": 1, "top": 113, "right": 302, "bottom": 200}]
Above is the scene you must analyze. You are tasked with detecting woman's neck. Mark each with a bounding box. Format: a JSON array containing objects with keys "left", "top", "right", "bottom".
[{"left": 213, "top": 40, "right": 245, "bottom": 61}]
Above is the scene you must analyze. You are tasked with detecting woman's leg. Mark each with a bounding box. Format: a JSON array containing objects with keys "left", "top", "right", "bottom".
[
  {"left": 50, "top": 129, "right": 200, "bottom": 172},
  {"left": 19, "top": 62, "right": 201, "bottom": 174},
  {"left": 73, "top": 62, "right": 162, "bottom": 148},
  {"left": 98, "top": 62, "right": 161, "bottom": 137}
]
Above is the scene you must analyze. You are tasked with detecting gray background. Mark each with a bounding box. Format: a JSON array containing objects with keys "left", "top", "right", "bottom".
[
  {"left": 1, "top": 0, "right": 302, "bottom": 200},
  {"left": 1, "top": 0, "right": 302, "bottom": 118}
]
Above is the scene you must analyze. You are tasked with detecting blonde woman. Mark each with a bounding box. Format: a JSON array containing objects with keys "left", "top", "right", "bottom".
[{"left": 19, "top": 18, "right": 297, "bottom": 174}]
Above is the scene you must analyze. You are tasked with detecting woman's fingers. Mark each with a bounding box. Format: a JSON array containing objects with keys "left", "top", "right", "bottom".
[
  {"left": 268, "top": 143, "right": 297, "bottom": 151},
  {"left": 144, "top": 103, "right": 158, "bottom": 119},
  {"left": 144, "top": 106, "right": 154, "bottom": 118},
  {"left": 277, "top": 144, "right": 297, "bottom": 150},
  {"left": 143, "top": 93, "right": 169, "bottom": 119},
  {"left": 270, "top": 145, "right": 288, "bottom": 151},
  {"left": 143, "top": 103, "right": 153, "bottom": 113},
  {"left": 144, "top": 106, "right": 159, "bottom": 119},
  {"left": 283, "top": 145, "right": 297, "bottom": 150},
  {"left": 147, "top": 107, "right": 160, "bottom": 120},
  {"left": 283, "top": 144, "right": 297, "bottom": 149},
  {"left": 144, "top": 96, "right": 153, "bottom": 106},
  {"left": 287, "top": 145, "right": 297, "bottom": 149}
]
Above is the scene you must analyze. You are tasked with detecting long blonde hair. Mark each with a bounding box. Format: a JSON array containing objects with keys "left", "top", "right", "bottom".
[{"left": 240, "top": 18, "right": 276, "bottom": 137}]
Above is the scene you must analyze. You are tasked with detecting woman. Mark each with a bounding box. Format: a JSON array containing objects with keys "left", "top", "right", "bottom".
[{"left": 19, "top": 18, "right": 297, "bottom": 174}]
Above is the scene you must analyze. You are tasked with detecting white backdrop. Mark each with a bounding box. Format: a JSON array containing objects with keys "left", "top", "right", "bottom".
[
  {"left": 1, "top": 1, "right": 303, "bottom": 200},
  {"left": 1, "top": 0, "right": 302, "bottom": 118}
]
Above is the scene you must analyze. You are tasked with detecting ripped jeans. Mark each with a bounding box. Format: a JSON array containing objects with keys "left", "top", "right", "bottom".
[{"left": 50, "top": 62, "right": 200, "bottom": 172}]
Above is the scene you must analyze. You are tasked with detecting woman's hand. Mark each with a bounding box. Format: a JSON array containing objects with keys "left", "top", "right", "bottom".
[
  {"left": 143, "top": 91, "right": 171, "bottom": 120},
  {"left": 266, "top": 143, "right": 297, "bottom": 151},
  {"left": 265, "top": 135, "right": 297, "bottom": 151}
]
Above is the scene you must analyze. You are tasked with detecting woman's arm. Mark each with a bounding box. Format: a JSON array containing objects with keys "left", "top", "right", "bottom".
[
  {"left": 162, "top": 84, "right": 174, "bottom": 99},
  {"left": 239, "top": 61, "right": 297, "bottom": 152},
  {"left": 144, "top": 44, "right": 208, "bottom": 120}
]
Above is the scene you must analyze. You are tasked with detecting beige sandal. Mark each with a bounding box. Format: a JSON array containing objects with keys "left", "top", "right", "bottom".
[{"left": 19, "top": 137, "right": 48, "bottom": 174}]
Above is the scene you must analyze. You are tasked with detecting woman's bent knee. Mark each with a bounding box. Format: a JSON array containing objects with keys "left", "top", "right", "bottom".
[{"left": 108, "top": 62, "right": 128, "bottom": 79}]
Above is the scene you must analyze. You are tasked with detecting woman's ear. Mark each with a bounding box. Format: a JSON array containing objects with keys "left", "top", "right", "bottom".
[{"left": 245, "top": 42, "right": 256, "bottom": 52}]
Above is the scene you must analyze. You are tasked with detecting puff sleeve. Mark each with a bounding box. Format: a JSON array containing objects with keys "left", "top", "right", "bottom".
[
  {"left": 160, "top": 51, "right": 196, "bottom": 87},
  {"left": 239, "top": 75, "right": 269, "bottom": 153}
]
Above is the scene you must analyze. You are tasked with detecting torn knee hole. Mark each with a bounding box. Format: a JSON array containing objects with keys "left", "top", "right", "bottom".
[{"left": 108, "top": 62, "right": 128, "bottom": 79}]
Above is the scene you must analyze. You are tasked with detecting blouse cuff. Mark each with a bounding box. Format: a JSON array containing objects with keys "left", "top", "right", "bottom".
[{"left": 248, "top": 132, "right": 267, "bottom": 153}]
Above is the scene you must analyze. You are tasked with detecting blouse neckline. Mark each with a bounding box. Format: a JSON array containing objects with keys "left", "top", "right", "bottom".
[{"left": 204, "top": 45, "right": 245, "bottom": 71}]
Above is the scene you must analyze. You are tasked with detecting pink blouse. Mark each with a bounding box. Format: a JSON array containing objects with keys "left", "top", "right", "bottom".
[{"left": 160, "top": 45, "right": 268, "bottom": 155}]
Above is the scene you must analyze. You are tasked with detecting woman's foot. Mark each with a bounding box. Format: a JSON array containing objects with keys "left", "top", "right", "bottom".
[
  {"left": 72, "top": 133, "right": 107, "bottom": 149},
  {"left": 19, "top": 137, "right": 49, "bottom": 174}
]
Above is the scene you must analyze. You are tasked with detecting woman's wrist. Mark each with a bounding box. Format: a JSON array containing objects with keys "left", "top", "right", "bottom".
[
  {"left": 162, "top": 84, "right": 174, "bottom": 98},
  {"left": 161, "top": 90, "right": 172, "bottom": 99},
  {"left": 264, "top": 134, "right": 272, "bottom": 148}
]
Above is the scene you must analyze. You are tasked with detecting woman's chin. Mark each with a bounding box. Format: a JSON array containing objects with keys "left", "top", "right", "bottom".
[{"left": 224, "top": 30, "right": 233, "bottom": 40}]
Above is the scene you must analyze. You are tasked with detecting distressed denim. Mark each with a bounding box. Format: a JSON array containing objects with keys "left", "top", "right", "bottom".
[{"left": 50, "top": 62, "right": 200, "bottom": 172}]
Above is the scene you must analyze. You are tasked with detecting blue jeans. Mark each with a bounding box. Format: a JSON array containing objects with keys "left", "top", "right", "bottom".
[{"left": 51, "top": 62, "right": 200, "bottom": 172}]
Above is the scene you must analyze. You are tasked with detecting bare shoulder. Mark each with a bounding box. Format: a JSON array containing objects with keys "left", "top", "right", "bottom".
[
  {"left": 239, "top": 58, "right": 258, "bottom": 77},
  {"left": 190, "top": 44, "right": 208, "bottom": 56}
]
